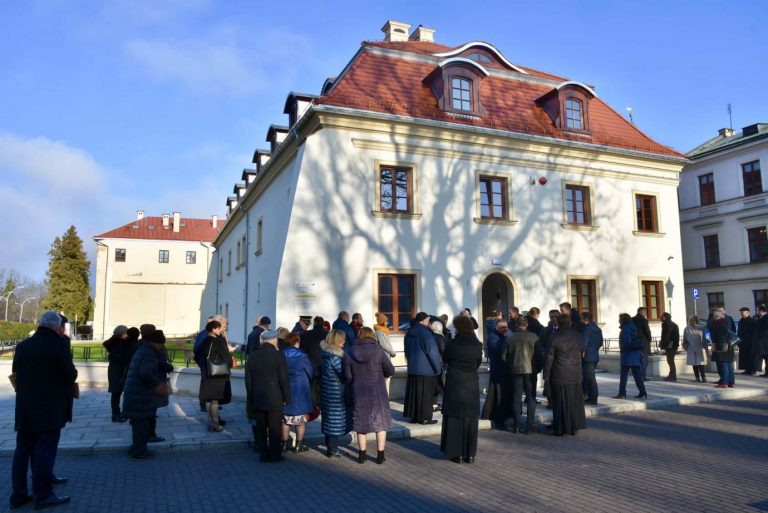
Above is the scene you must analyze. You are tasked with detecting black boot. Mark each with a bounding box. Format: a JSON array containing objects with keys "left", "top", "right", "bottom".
[
  {"left": 281, "top": 440, "right": 292, "bottom": 453},
  {"left": 358, "top": 449, "right": 367, "bottom": 464},
  {"left": 376, "top": 450, "right": 385, "bottom": 464}
]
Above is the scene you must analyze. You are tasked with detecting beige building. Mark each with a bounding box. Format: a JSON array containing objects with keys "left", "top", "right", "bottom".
[{"left": 92, "top": 211, "right": 220, "bottom": 340}]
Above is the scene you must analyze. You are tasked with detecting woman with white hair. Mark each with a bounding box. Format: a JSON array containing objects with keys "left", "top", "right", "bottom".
[{"left": 683, "top": 315, "right": 708, "bottom": 382}]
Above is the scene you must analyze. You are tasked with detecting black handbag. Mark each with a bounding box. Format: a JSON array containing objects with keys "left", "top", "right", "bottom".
[{"left": 206, "top": 340, "right": 229, "bottom": 377}]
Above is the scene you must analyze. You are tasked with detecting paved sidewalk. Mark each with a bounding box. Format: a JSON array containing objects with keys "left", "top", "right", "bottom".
[{"left": 1, "top": 371, "right": 766, "bottom": 455}]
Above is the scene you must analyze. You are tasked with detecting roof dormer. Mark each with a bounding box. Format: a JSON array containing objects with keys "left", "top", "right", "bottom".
[
  {"left": 266, "top": 125, "right": 289, "bottom": 153},
  {"left": 252, "top": 149, "right": 271, "bottom": 172},
  {"left": 283, "top": 92, "right": 317, "bottom": 128},
  {"left": 424, "top": 58, "right": 489, "bottom": 117},
  {"left": 434, "top": 42, "right": 528, "bottom": 73},
  {"left": 536, "top": 81, "right": 597, "bottom": 134}
]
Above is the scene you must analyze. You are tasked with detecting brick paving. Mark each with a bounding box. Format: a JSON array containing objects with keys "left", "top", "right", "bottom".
[{"left": 2, "top": 396, "right": 767, "bottom": 512}]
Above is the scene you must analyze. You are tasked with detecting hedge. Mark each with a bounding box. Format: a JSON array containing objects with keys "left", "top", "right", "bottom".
[{"left": 0, "top": 321, "right": 36, "bottom": 341}]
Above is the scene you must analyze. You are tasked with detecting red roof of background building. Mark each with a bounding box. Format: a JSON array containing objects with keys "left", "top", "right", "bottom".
[
  {"left": 315, "top": 41, "right": 684, "bottom": 158},
  {"left": 94, "top": 216, "right": 221, "bottom": 242}
]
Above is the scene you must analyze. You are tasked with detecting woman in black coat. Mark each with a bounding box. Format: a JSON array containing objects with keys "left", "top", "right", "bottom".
[
  {"left": 544, "top": 315, "right": 587, "bottom": 436},
  {"left": 103, "top": 325, "right": 130, "bottom": 422},
  {"left": 199, "top": 320, "right": 232, "bottom": 432},
  {"left": 440, "top": 314, "right": 483, "bottom": 463}
]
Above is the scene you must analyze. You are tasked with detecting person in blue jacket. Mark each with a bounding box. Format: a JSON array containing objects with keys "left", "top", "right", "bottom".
[
  {"left": 480, "top": 319, "right": 509, "bottom": 429},
  {"left": 332, "top": 311, "right": 356, "bottom": 350},
  {"left": 403, "top": 312, "right": 442, "bottom": 424},
  {"left": 581, "top": 312, "right": 603, "bottom": 405},
  {"left": 613, "top": 313, "right": 647, "bottom": 399},
  {"left": 280, "top": 333, "right": 314, "bottom": 453}
]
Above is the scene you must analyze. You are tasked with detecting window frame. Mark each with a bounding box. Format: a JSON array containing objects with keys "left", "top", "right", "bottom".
[
  {"left": 450, "top": 76, "right": 473, "bottom": 112},
  {"left": 703, "top": 233, "right": 720, "bottom": 268},
  {"left": 707, "top": 292, "right": 725, "bottom": 311},
  {"left": 754, "top": 289, "right": 768, "bottom": 310},
  {"left": 565, "top": 98, "right": 584, "bottom": 130},
  {"left": 372, "top": 160, "right": 421, "bottom": 219},
  {"left": 747, "top": 225, "right": 768, "bottom": 263},
  {"left": 640, "top": 279, "right": 665, "bottom": 321},
  {"left": 373, "top": 269, "right": 420, "bottom": 335},
  {"left": 227, "top": 249, "right": 232, "bottom": 276},
  {"left": 115, "top": 248, "right": 126, "bottom": 262},
  {"left": 378, "top": 165, "right": 413, "bottom": 214},
  {"left": 478, "top": 176, "right": 508, "bottom": 220},
  {"left": 186, "top": 250, "right": 196, "bottom": 265},
  {"left": 568, "top": 276, "right": 599, "bottom": 321},
  {"left": 698, "top": 173, "right": 716, "bottom": 206},
  {"left": 559, "top": 88, "right": 591, "bottom": 133},
  {"left": 441, "top": 66, "right": 483, "bottom": 117},
  {"left": 564, "top": 183, "right": 592, "bottom": 226},
  {"left": 473, "top": 170, "right": 516, "bottom": 225},
  {"left": 255, "top": 217, "right": 263, "bottom": 256},
  {"left": 158, "top": 249, "right": 169, "bottom": 264},
  {"left": 742, "top": 160, "right": 763, "bottom": 197},
  {"left": 633, "top": 192, "right": 661, "bottom": 235}
]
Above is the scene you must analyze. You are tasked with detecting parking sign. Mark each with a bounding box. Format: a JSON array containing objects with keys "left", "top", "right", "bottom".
[{"left": 692, "top": 288, "right": 700, "bottom": 300}]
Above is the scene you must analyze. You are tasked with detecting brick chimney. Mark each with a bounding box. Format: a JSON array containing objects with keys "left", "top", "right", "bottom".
[
  {"left": 172, "top": 212, "right": 181, "bottom": 232},
  {"left": 409, "top": 25, "right": 435, "bottom": 42},
  {"left": 162, "top": 214, "right": 170, "bottom": 228},
  {"left": 381, "top": 20, "right": 411, "bottom": 42},
  {"left": 212, "top": 215, "right": 218, "bottom": 229},
  {"left": 718, "top": 128, "right": 735, "bottom": 137},
  {"left": 137, "top": 210, "right": 145, "bottom": 220}
]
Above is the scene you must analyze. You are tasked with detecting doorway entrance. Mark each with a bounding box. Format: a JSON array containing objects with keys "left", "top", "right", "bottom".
[{"left": 480, "top": 272, "right": 515, "bottom": 331}]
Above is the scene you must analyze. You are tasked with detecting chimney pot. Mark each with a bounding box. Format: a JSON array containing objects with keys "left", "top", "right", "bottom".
[
  {"left": 162, "top": 214, "right": 170, "bottom": 227},
  {"left": 718, "top": 128, "right": 735, "bottom": 137},
  {"left": 381, "top": 20, "right": 412, "bottom": 42},
  {"left": 137, "top": 210, "right": 145, "bottom": 220},
  {"left": 409, "top": 25, "right": 436, "bottom": 42},
  {"left": 212, "top": 215, "right": 218, "bottom": 229},
  {"left": 172, "top": 212, "right": 181, "bottom": 233}
]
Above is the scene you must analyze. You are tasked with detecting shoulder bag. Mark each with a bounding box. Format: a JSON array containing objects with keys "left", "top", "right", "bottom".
[{"left": 207, "top": 339, "right": 230, "bottom": 377}]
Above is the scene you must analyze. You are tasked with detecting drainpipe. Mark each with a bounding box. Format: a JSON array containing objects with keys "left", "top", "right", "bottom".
[
  {"left": 241, "top": 205, "right": 251, "bottom": 344},
  {"left": 95, "top": 240, "right": 108, "bottom": 340}
]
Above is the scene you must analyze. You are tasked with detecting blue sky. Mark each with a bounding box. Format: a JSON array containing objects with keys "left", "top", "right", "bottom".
[{"left": 1, "top": 0, "right": 766, "bottom": 281}]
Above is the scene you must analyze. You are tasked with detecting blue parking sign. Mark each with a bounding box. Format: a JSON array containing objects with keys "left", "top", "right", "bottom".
[{"left": 692, "top": 288, "right": 700, "bottom": 300}]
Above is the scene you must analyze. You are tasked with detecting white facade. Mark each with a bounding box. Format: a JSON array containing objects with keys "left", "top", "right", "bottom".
[
  {"left": 209, "top": 111, "right": 687, "bottom": 342},
  {"left": 93, "top": 218, "right": 217, "bottom": 340},
  {"left": 680, "top": 125, "right": 768, "bottom": 318}
]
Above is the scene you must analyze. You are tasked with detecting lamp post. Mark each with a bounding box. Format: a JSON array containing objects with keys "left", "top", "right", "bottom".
[
  {"left": 18, "top": 297, "right": 36, "bottom": 323},
  {"left": 2, "top": 285, "right": 25, "bottom": 321}
]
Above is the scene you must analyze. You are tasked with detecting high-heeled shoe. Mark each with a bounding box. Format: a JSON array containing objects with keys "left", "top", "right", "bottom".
[{"left": 635, "top": 393, "right": 647, "bottom": 399}]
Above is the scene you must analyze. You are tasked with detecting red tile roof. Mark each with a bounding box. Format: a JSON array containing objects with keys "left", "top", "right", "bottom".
[
  {"left": 315, "top": 42, "right": 684, "bottom": 158},
  {"left": 95, "top": 216, "right": 221, "bottom": 242}
]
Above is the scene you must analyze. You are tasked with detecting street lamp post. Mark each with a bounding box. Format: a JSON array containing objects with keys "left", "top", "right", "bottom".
[
  {"left": 2, "top": 285, "right": 25, "bottom": 321},
  {"left": 18, "top": 297, "right": 36, "bottom": 323}
]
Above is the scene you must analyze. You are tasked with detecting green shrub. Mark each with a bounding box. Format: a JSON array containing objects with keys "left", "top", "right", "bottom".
[{"left": 0, "top": 321, "right": 36, "bottom": 341}]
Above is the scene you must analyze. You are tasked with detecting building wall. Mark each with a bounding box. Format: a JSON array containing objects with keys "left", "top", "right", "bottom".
[
  {"left": 92, "top": 238, "right": 214, "bottom": 339},
  {"left": 680, "top": 138, "right": 768, "bottom": 317}
]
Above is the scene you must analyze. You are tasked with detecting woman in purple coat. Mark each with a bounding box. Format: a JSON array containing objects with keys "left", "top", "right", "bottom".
[{"left": 345, "top": 327, "right": 395, "bottom": 464}]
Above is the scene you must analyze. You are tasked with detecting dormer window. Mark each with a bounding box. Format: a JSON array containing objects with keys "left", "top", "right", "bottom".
[
  {"left": 565, "top": 98, "right": 583, "bottom": 130},
  {"left": 451, "top": 78, "right": 472, "bottom": 111},
  {"left": 467, "top": 52, "right": 492, "bottom": 64}
]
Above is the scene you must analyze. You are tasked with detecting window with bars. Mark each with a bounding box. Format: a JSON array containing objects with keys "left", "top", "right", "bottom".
[
  {"left": 378, "top": 273, "right": 415, "bottom": 333},
  {"left": 707, "top": 292, "right": 724, "bottom": 311},
  {"left": 479, "top": 176, "right": 507, "bottom": 219},
  {"left": 748, "top": 226, "right": 768, "bottom": 263},
  {"left": 115, "top": 248, "right": 126, "bottom": 262},
  {"left": 186, "top": 251, "right": 196, "bottom": 264},
  {"left": 565, "top": 98, "right": 583, "bottom": 130},
  {"left": 565, "top": 185, "right": 591, "bottom": 225},
  {"left": 698, "top": 173, "right": 715, "bottom": 205},
  {"left": 754, "top": 289, "right": 768, "bottom": 310},
  {"left": 636, "top": 194, "right": 658, "bottom": 233},
  {"left": 570, "top": 279, "right": 597, "bottom": 317},
  {"left": 742, "top": 160, "right": 763, "bottom": 196},
  {"left": 641, "top": 280, "right": 664, "bottom": 321},
  {"left": 158, "top": 250, "right": 169, "bottom": 264},
  {"left": 703, "top": 234, "right": 720, "bottom": 268},
  {"left": 379, "top": 166, "right": 412, "bottom": 213},
  {"left": 451, "top": 77, "right": 472, "bottom": 111}
]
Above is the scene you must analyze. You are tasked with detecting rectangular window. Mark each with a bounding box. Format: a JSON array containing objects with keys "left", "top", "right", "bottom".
[
  {"left": 115, "top": 248, "right": 126, "bottom": 262},
  {"left": 747, "top": 226, "right": 768, "bottom": 263},
  {"left": 703, "top": 234, "right": 720, "bottom": 268},
  {"left": 570, "top": 279, "right": 597, "bottom": 317},
  {"left": 227, "top": 249, "right": 232, "bottom": 275},
  {"left": 754, "top": 289, "right": 768, "bottom": 310},
  {"left": 379, "top": 166, "right": 412, "bottom": 213},
  {"left": 698, "top": 173, "right": 715, "bottom": 206},
  {"left": 378, "top": 273, "right": 415, "bottom": 334},
  {"left": 240, "top": 236, "right": 247, "bottom": 266},
  {"left": 707, "top": 292, "right": 725, "bottom": 311},
  {"left": 635, "top": 194, "right": 658, "bottom": 233},
  {"left": 565, "top": 185, "right": 591, "bottom": 225},
  {"left": 236, "top": 240, "right": 241, "bottom": 268},
  {"left": 451, "top": 78, "right": 472, "bottom": 111},
  {"left": 186, "top": 251, "right": 196, "bottom": 264},
  {"left": 479, "top": 176, "right": 507, "bottom": 220},
  {"left": 641, "top": 280, "right": 664, "bottom": 321},
  {"left": 218, "top": 257, "right": 223, "bottom": 282},
  {"left": 742, "top": 160, "right": 763, "bottom": 196},
  {"left": 256, "top": 218, "right": 263, "bottom": 255},
  {"left": 158, "top": 250, "right": 169, "bottom": 263},
  {"left": 565, "top": 98, "right": 583, "bottom": 130}
]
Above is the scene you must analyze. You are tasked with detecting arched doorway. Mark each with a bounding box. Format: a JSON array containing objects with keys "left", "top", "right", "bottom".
[{"left": 480, "top": 272, "right": 515, "bottom": 328}]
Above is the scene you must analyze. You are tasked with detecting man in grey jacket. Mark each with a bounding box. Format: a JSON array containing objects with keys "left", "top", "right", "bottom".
[{"left": 501, "top": 316, "right": 542, "bottom": 434}]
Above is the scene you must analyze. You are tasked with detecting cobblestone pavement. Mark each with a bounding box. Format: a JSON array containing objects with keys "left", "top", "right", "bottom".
[
  {"left": 2, "top": 372, "right": 767, "bottom": 456},
  {"left": 2, "top": 396, "right": 767, "bottom": 513}
]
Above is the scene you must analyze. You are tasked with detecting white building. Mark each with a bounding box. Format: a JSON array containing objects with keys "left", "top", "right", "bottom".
[
  {"left": 92, "top": 211, "right": 220, "bottom": 339},
  {"left": 206, "top": 21, "right": 688, "bottom": 345},
  {"left": 680, "top": 123, "right": 768, "bottom": 318}
]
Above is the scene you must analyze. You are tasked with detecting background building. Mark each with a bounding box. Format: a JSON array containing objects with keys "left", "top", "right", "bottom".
[
  {"left": 93, "top": 211, "right": 220, "bottom": 340},
  {"left": 680, "top": 123, "right": 768, "bottom": 317},
  {"left": 205, "top": 20, "right": 688, "bottom": 344}
]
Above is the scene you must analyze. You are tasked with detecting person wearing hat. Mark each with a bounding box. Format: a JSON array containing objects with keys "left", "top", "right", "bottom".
[
  {"left": 122, "top": 325, "right": 172, "bottom": 459},
  {"left": 199, "top": 320, "right": 232, "bottom": 432},
  {"left": 103, "top": 325, "right": 130, "bottom": 422},
  {"left": 245, "top": 329, "right": 290, "bottom": 462},
  {"left": 737, "top": 307, "right": 758, "bottom": 375},
  {"left": 403, "top": 312, "right": 442, "bottom": 425}
]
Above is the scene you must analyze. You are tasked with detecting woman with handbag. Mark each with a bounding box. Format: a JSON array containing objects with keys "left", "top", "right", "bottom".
[
  {"left": 281, "top": 333, "right": 314, "bottom": 453},
  {"left": 711, "top": 309, "right": 735, "bottom": 388},
  {"left": 199, "top": 320, "right": 232, "bottom": 432},
  {"left": 612, "top": 313, "right": 647, "bottom": 400},
  {"left": 683, "top": 315, "right": 708, "bottom": 382}
]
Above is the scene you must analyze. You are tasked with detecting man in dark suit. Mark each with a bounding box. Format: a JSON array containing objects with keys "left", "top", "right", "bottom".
[
  {"left": 660, "top": 313, "right": 681, "bottom": 381},
  {"left": 245, "top": 330, "right": 290, "bottom": 463},
  {"left": 737, "top": 307, "right": 758, "bottom": 375},
  {"left": 10, "top": 311, "right": 78, "bottom": 510},
  {"left": 633, "top": 307, "right": 653, "bottom": 381}
]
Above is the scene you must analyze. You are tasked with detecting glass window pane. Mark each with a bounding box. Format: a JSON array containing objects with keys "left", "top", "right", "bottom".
[
  {"left": 379, "top": 276, "right": 392, "bottom": 294},
  {"left": 398, "top": 275, "right": 413, "bottom": 292},
  {"left": 379, "top": 297, "right": 393, "bottom": 312}
]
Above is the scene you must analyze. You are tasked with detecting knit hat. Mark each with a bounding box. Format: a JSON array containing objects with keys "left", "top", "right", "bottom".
[
  {"left": 113, "top": 325, "right": 128, "bottom": 337},
  {"left": 260, "top": 329, "right": 278, "bottom": 341}
]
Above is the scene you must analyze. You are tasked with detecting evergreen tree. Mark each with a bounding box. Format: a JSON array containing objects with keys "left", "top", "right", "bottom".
[{"left": 43, "top": 226, "right": 91, "bottom": 323}]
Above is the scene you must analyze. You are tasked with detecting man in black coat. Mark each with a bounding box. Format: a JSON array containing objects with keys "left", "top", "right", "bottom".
[
  {"left": 755, "top": 305, "right": 768, "bottom": 376},
  {"left": 737, "top": 307, "right": 758, "bottom": 374},
  {"left": 11, "top": 311, "right": 77, "bottom": 510},
  {"left": 539, "top": 310, "right": 560, "bottom": 406},
  {"left": 559, "top": 302, "right": 584, "bottom": 332},
  {"left": 633, "top": 307, "right": 652, "bottom": 381},
  {"left": 300, "top": 316, "right": 328, "bottom": 405},
  {"left": 660, "top": 313, "right": 680, "bottom": 381},
  {"left": 245, "top": 316, "right": 271, "bottom": 355},
  {"left": 245, "top": 330, "right": 291, "bottom": 463}
]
